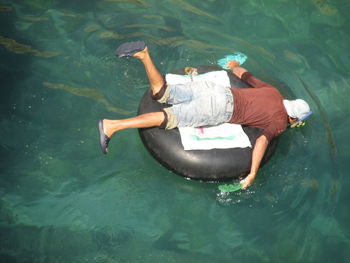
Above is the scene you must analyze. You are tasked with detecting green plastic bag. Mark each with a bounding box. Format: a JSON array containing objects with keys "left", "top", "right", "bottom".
[{"left": 218, "top": 183, "right": 242, "bottom": 192}]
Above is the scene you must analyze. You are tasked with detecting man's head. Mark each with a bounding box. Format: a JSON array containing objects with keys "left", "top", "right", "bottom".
[{"left": 283, "top": 99, "right": 312, "bottom": 127}]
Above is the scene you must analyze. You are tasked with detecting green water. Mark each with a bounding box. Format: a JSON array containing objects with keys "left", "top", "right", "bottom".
[{"left": 1, "top": 0, "right": 350, "bottom": 262}]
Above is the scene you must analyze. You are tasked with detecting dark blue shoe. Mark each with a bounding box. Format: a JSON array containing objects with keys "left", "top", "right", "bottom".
[
  {"left": 98, "top": 119, "right": 110, "bottom": 154},
  {"left": 115, "top": 41, "right": 146, "bottom": 58}
]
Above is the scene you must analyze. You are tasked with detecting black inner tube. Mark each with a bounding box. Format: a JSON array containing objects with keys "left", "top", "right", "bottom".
[{"left": 138, "top": 66, "right": 278, "bottom": 181}]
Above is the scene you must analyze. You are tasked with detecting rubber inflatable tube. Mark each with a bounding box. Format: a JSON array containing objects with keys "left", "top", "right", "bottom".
[{"left": 138, "top": 66, "right": 278, "bottom": 181}]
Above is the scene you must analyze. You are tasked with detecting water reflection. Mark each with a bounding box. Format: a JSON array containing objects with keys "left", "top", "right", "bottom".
[{"left": 0, "top": 0, "right": 349, "bottom": 262}]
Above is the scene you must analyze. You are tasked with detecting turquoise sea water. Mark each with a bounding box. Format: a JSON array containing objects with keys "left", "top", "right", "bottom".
[{"left": 1, "top": 0, "right": 350, "bottom": 262}]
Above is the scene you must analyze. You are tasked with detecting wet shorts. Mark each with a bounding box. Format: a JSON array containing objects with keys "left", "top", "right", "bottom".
[{"left": 156, "top": 81, "right": 234, "bottom": 129}]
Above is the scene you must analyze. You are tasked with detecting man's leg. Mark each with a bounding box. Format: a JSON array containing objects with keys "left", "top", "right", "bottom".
[
  {"left": 100, "top": 112, "right": 165, "bottom": 153},
  {"left": 99, "top": 43, "right": 170, "bottom": 153},
  {"left": 103, "top": 112, "right": 165, "bottom": 138},
  {"left": 132, "top": 47, "right": 165, "bottom": 97}
]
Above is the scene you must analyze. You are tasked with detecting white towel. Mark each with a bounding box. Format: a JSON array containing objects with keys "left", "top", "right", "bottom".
[
  {"left": 166, "top": 70, "right": 231, "bottom": 87},
  {"left": 165, "top": 70, "right": 251, "bottom": 150},
  {"left": 179, "top": 124, "right": 251, "bottom": 150}
]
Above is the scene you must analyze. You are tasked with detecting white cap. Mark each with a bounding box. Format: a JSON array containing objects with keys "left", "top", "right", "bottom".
[{"left": 283, "top": 99, "right": 311, "bottom": 120}]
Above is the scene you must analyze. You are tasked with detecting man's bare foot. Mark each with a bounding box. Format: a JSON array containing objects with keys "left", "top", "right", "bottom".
[{"left": 102, "top": 119, "right": 114, "bottom": 138}]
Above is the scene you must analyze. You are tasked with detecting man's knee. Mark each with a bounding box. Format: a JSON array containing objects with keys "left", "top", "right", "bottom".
[
  {"left": 151, "top": 83, "right": 170, "bottom": 103},
  {"left": 160, "top": 108, "right": 177, "bottom": 129}
]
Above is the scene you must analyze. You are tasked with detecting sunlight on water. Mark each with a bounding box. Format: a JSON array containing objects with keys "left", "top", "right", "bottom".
[{"left": 1, "top": 0, "right": 350, "bottom": 262}]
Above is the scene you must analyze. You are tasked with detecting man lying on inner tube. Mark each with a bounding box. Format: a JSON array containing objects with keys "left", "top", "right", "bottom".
[{"left": 98, "top": 41, "right": 312, "bottom": 190}]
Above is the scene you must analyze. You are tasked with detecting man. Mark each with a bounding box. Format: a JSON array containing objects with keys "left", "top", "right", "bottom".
[{"left": 98, "top": 41, "right": 311, "bottom": 189}]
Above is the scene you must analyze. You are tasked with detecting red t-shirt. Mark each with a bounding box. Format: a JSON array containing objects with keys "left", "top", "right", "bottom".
[{"left": 229, "top": 72, "right": 288, "bottom": 141}]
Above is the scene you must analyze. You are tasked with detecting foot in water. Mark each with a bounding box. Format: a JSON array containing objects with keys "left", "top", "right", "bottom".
[{"left": 98, "top": 119, "right": 112, "bottom": 154}]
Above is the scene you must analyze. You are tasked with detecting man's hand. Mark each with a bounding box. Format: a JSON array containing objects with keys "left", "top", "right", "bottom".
[
  {"left": 226, "top": 61, "right": 248, "bottom": 79},
  {"left": 240, "top": 173, "right": 256, "bottom": 189},
  {"left": 226, "top": 60, "right": 240, "bottom": 70},
  {"left": 240, "top": 135, "right": 268, "bottom": 190}
]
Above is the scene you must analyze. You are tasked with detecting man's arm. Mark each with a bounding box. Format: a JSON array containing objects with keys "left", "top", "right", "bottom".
[
  {"left": 227, "top": 61, "right": 247, "bottom": 78},
  {"left": 240, "top": 135, "right": 269, "bottom": 189},
  {"left": 227, "top": 61, "right": 274, "bottom": 89}
]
